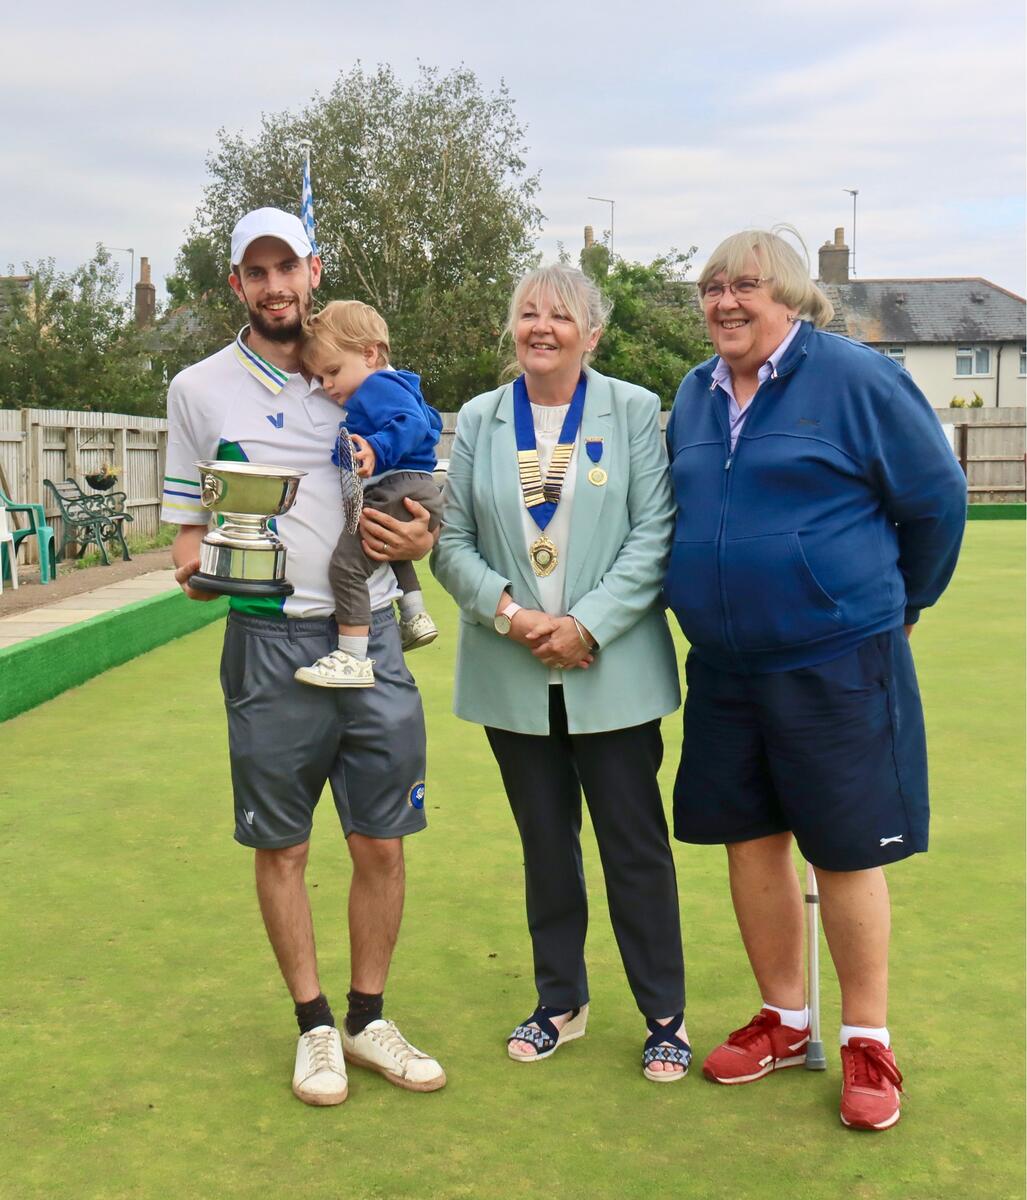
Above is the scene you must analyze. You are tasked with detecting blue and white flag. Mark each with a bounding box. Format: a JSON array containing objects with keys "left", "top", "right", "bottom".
[{"left": 300, "top": 148, "right": 319, "bottom": 255}]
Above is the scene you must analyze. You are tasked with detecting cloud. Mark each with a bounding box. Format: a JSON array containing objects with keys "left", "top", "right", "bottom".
[
  {"left": 531, "top": 26, "right": 1025, "bottom": 291},
  {"left": 0, "top": 0, "right": 1022, "bottom": 302}
]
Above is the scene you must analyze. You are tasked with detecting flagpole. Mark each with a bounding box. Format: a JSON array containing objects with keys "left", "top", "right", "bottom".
[{"left": 299, "top": 137, "right": 318, "bottom": 255}]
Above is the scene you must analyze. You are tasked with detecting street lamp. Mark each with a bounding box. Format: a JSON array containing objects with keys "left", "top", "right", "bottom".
[
  {"left": 842, "top": 189, "right": 858, "bottom": 276},
  {"left": 106, "top": 245, "right": 135, "bottom": 307},
  {"left": 587, "top": 196, "right": 615, "bottom": 260}
]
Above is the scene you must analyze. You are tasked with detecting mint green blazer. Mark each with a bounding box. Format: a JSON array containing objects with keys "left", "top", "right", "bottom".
[{"left": 432, "top": 367, "right": 681, "bottom": 735}]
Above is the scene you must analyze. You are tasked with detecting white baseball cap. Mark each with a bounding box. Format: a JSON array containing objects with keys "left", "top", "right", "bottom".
[{"left": 230, "top": 208, "right": 313, "bottom": 267}]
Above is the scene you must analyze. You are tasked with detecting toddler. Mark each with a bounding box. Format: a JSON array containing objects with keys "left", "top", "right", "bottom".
[{"left": 294, "top": 300, "right": 443, "bottom": 688}]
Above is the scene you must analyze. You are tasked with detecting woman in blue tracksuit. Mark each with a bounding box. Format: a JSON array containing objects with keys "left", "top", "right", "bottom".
[{"left": 664, "top": 227, "right": 966, "bottom": 1132}]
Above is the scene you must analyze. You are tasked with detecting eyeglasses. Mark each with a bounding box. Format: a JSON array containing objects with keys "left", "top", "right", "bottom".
[{"left": 700, "top": 276, "right": 772, "bottom": 302}]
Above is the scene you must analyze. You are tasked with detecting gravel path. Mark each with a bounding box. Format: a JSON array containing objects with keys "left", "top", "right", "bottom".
[{"left": 0, "top": 548, "right": 175, "bottom": 619}]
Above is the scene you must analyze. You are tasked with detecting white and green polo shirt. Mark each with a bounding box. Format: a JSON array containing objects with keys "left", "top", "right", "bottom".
[{"left": 162, "top": 328, "right": 400, "bottom": 618}]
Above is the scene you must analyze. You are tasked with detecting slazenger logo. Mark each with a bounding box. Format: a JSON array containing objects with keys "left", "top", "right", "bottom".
[
  {"left": 244, "top": 811, "right": 255, "bottom": 824},
  {"left": 879, "top": 834, "right": 904, "bottom": 847},
  {"left": 266, "top": 412, "right": 285, "bottom": 429}
]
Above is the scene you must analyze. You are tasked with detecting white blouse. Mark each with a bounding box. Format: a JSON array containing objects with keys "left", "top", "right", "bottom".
[{"left": 518, "top": 402, "right": 580, "bottom": 684}]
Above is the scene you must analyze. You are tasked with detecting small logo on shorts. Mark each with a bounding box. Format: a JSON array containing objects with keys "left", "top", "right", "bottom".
[
  {"left": 244, "top": 810, "right": 255, "bottom": 824},
  {"left": 879, "top": 834, "right": 903, "bottom": 847},
  {"left": 408, "top": 781, "right": 426, "bottom": 810}
]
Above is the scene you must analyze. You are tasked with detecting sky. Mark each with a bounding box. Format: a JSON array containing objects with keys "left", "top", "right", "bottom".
[{"left": 2, "top": 0, "right": 1024, "bottom": 306}]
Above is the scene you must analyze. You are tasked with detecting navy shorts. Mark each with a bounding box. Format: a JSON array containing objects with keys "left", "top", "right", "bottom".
[{"left": 673, "top": 629, "right": 928, "bottom": 871}]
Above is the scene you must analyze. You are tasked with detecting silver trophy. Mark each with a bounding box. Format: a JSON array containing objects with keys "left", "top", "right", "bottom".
[{"left": 188, "top": 460, "right": 307, "bottom": 597}]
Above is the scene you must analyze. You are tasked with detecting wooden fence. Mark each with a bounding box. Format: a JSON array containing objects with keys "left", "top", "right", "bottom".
[
  {"left": 945, "top": 419, "right": 1027, "bottom": 502},
  {"left": 0, "top": 409, "right": 167, "bottom": 561},
  {"left": 2, "top": 405, "right": 1023, "bottom": 563}
]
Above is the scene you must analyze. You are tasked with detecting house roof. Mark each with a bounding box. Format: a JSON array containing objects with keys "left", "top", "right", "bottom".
[{"left": 820, "top": 278, "right": 1026, "bottom": 344}]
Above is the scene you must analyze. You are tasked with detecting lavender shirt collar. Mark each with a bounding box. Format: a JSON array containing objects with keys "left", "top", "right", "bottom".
[{"left": 711, "top": 320, "right": 803, "bottom": 450}]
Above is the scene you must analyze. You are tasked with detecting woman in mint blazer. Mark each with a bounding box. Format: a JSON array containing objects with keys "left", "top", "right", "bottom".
[{"left": 432, "top": 265, "right": 689, "bottom": 1081}]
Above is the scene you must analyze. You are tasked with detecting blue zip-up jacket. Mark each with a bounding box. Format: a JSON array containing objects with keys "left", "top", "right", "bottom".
[
  {"left": 340, "top": 369, "right": 442, "bottom": 474},
  {"left": 664, "top": 322, "right": 967, "bottom": 674}
]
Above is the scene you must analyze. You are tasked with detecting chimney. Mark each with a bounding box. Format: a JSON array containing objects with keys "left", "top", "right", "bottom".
[
  {"left": 818, "top": 227, "right": 850, "bottom": 284},
  {"left": 134, "top": 256, "right": 156, "bottom": 327},
  {"left": 584, "top": 225, "right": 595, "bottom": 249}
]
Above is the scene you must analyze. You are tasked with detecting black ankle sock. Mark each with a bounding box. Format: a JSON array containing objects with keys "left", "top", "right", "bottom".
[
  {"left": 295, "top": 993, "right": 335, "bottom": 1035},
  {"left": 345, "top": 989, "right": 384, "bottom": 1036}
]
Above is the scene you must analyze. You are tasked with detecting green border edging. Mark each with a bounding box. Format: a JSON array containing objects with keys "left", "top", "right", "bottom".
[
  {"left": 0, "top": 590, "right": 229, "bottom": 723},
  {"left": 968, "top": 503, "right": 1025, "bottom": 520}
]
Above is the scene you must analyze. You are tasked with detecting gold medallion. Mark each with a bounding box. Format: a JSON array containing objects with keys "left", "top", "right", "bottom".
[
  {"left": 588, "top": 467, "right": 608, "bottom": 487},
  {"left": 529, "top": 534, "right": 559, "bottom": 577}
]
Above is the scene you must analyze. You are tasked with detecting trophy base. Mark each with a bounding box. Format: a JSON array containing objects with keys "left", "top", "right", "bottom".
[
  {"left": 188, "top": 572, "right": 294, "bottom": 598},
  {"left": 194, "top": 534, "right": 293, "bottom": 598}
]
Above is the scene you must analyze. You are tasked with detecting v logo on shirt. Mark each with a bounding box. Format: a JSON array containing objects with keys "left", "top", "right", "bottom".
[{"left": 266, "top": 412, "right": 285, "bottom": 429}]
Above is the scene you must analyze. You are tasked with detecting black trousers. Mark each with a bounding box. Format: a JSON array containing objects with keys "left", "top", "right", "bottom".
[{"left": 485, "top": 687, "right": 685, "bottom": 1017}]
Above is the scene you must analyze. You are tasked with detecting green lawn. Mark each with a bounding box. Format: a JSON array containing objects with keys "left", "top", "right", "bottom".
[{"left": 1, "top": 523, "right": 1023, "bottom": 1199}]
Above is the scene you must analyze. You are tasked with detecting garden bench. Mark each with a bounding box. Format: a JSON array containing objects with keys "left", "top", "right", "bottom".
[
  {"left": 63, "top": 478, "right": 134, "bottom": 561},
  {"left": 65, "top": 478, "right": 135, "bottom": 538},
  {"left": 43, "top": 478, "right": 133, "bottom": 564}
]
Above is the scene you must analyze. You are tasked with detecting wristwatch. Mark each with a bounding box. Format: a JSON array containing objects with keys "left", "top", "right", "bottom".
[{"left": 493, "top": 601, "right": 522, "bottom": 636}]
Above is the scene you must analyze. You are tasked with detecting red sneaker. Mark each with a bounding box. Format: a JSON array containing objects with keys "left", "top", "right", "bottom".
[
  {"left": 840, "top": 1038, "right": 903, "bottom": 1131},
  {"left": 702, "top": 1008, "right": 810, "bottom": 1084}
]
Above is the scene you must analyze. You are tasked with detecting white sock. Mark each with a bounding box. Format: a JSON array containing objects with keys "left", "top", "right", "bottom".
[
  {"left": 840, "top": 1024, "right": 890, "bottom": 1047},
  {"left": 398, "top": 590, "right": 425, "bottom": 620},
  {"left": 338, "top": 635, "right": 369, "bottom": 660},
  {"left": 763, "top": 1002, "right": 809, "bottom": 1030}
]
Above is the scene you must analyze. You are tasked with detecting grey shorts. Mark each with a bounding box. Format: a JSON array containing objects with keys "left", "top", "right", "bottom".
[{"left": 220, "top": 607, "right": 428, "bottom": 848}]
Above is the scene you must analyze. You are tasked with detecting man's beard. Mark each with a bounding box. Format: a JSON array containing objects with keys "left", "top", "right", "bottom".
[{"left": 247, "top": 293, "right": 310, "bottom": 343}]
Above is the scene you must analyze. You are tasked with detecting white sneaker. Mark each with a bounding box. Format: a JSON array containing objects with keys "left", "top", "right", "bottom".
[
  {"left": 292, "top": 1025, "right": 348, "bottom": 1106},
  {"left": 342, "top": 1019, "right": 446, "bottom": 1092},
  {"left": 294, "top": 649, "right": 375, "bottom": 688},
  {"left": 399, "top": 611, "right": 438, "bottom": 651}
]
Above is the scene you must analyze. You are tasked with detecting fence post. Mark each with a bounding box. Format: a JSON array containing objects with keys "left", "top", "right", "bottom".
[
  {"left": 19, "top": 409, "right": 32, "bottom": 497},
  {"left": 65, "top": 425, "right": 80, "bottom": 483},
  {"left": 157, "top": 428, "right": 168, "bottom": 505},
  {"left": 28, "top": 414, "right": 43, "bottom": 501},
  {"left": 28, "top": 412, "right": 53, "bottom": 558},
  {"left": 955, "top": 424, "right": 969, "bottom": 477},
  {"left": 112, "top": 424, "right": 127, "bottom": 487}
]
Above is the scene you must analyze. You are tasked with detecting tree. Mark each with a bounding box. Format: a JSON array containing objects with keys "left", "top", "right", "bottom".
[
  {"left": 580, "top": 240, "right": 610, "bottom": 281},
  {"left": 588, "top": 250, "right": 712, "bottom": 408},
  {"left": 0, "top": 249, "right": 166, "bottom": 414},
  {"left": 170, "top": 63, "right": 543, "bottom": 407}
]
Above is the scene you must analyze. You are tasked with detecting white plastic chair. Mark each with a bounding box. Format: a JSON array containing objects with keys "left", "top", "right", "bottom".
[{"left": 0, "top": 505, "right": 19, "bottom": 593}]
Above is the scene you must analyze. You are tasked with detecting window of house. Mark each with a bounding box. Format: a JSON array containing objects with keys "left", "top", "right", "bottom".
[
  {"left": 1019, "top": 347, "right": 1026, "bottom": 376},
  {"left": 955, "top": 345, "right": 991, "bottom": 376},
  {"left": 884, "top": 346, "right": 905, "bottom": 368}
]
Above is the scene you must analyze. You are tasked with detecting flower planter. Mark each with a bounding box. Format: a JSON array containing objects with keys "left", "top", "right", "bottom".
[{"left": 85, "top": 473, "right": 117, "bottom": 491}]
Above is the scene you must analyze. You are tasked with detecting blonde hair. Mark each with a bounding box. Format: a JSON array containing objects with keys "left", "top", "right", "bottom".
[
  {"left": 502, "top": 265, "right": 613, "bottom": 377},
  {"left": 301, "top": 300, "right": 390, "bottom": 370},
  {"left": 698, "top": 226, "right": 834, "bottom": 327}
]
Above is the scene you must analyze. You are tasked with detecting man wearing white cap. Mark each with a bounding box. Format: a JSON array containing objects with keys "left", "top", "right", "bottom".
[{"left": 162, "top": 207, "right": 445, "bottom": 1105}]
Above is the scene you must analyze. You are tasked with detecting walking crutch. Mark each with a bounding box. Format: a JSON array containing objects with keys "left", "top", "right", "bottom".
[{"left": 804, "top": 861, "right": 827, "bottom": 1070}]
